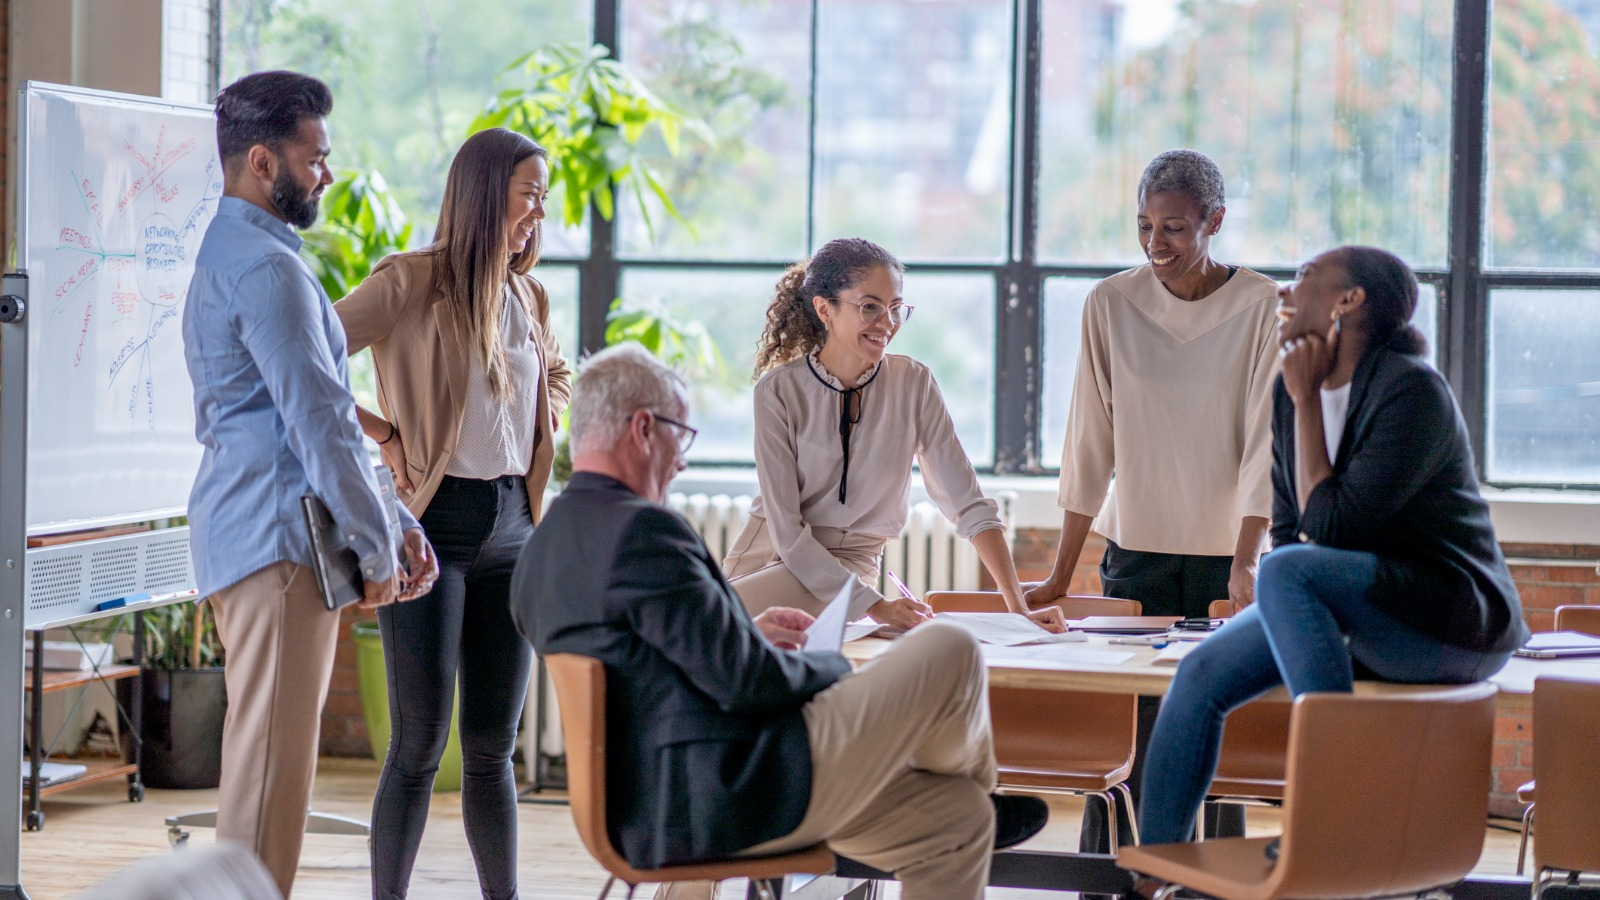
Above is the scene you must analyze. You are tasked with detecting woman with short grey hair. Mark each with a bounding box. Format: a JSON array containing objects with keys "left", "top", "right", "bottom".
[{"left": 1024, "top": 148, "right": 1281, "bottom": 856}]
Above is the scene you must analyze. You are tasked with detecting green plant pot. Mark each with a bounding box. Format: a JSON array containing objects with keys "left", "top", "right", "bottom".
[{"left": 352, "top": 620, "right": 462, "bottom": 792}]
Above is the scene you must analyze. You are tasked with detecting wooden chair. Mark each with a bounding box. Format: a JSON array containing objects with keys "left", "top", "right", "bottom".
[
  {"left": 543, "top": 653, "right": 835, "bottom": 900},
  {"left": 1529, "top": 676, "right": 1600, "bottom": 899},
  {"left": 926, "top": 590, "right": 1143, "bottom": 848},
  {"left": 1203, "top": 599, "right": 1291, "bottom": 831},
  {"left": 1117, "top": 681, "right": 1499, "bottom": 900},
  {"left": 1516, "top": 603, "right": 1600, "bottom": 874}
]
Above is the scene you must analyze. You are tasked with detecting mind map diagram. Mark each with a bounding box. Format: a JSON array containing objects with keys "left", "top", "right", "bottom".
[{"left": 45, "top": 123, "right": 221, "bottom": 430}]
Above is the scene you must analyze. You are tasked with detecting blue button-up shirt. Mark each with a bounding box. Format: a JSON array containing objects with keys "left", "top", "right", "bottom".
[{"left": 183, "top": 197, "right": 414, "bottom": 596}]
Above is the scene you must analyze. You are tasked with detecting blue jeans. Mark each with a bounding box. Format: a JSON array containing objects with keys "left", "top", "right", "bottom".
[{"left": 1138, "top": 543, "right": 1513, "bottom": 845}]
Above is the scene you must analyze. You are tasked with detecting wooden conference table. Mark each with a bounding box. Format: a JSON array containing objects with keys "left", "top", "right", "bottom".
[
  {"left": 841, "top": 630, "right": 1600, "bottom": 709},
  {"left": 809, "top": 631, "right": 1600, "bottom": 899}
]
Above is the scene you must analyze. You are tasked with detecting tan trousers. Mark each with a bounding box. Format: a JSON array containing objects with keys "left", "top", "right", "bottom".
[
  {"left": 208, "top": 561, "right": 341, "bottom": 899},
  {"left": 722, "top": 515, "right": 884, "bottom": 618},
  {"left": 657, "top": 621, "right": 997, "bottom": 900}
]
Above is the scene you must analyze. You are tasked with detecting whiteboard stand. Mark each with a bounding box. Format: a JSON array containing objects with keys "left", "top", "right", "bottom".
[{"left": 1, "top": 271, "right": 36, "bottom": 899}]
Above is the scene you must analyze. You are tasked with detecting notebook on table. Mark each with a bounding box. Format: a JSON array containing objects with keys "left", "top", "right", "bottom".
[
  {"left": 1067, "top": 615, "right": 1184, "bottom": 635},
  {"left": 302, "top": 466, "right": 404, "bottom": 611},
  {"left": 1513, "top": 631, "right": 1600, "bottom": 659}
]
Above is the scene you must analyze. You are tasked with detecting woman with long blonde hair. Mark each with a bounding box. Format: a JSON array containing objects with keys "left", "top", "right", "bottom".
[{"left": 336, "top": 127, "right": 571, "bottom": 900}]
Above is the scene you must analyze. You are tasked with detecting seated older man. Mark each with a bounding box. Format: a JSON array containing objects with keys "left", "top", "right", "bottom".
[{"left": 510, "top": 343, "right": 1046, "bottom": 900}]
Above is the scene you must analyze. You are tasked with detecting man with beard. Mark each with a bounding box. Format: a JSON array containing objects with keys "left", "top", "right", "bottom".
[{"left": 182, "top": 70, "right": 438, "bottom": 897}]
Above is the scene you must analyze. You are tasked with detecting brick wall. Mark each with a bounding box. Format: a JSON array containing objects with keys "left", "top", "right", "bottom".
[{"left": 321, "top": 607, "right": 380, "bottom": 759}]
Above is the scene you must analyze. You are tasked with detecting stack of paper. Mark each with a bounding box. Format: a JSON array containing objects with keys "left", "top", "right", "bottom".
[
  {"left": 23, "top": 641, "right": 113, "bottom": 671},
  {"left": 932, "top": 612, "right": 1087, "bottom": 646},
  {"left": 20, "top": 760, "right": 87, "bottom": 787}
]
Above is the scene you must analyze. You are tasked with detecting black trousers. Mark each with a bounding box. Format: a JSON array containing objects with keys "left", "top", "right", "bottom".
[
  {"left": 371, "top": 475, "right": 534, "bottom": 900},
  {"left": 1079, "top": 539, "right": 1243, "bottom": 856}
]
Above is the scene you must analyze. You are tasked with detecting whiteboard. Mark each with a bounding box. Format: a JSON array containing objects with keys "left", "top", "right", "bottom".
[{"left": 19, "top": 83, "right": 219, "bottom": 533}]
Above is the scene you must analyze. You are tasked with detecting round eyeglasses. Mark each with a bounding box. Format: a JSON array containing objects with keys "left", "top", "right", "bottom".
[{"left": 836, "top": 297, "right": 914, "bottom": 326}]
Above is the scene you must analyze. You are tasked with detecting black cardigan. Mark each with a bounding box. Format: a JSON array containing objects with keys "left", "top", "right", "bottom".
[{"left": 1269, "top": 345, "right": 1526, "bottom": 652}]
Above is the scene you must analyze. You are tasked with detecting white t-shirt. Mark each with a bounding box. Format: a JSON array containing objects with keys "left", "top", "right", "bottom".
[
  {"left": 1320, "top": 382, "right": 1353, "bottom": 463},
  {"left": 446, "top": 288, "right": 543, "bottom": 479}
]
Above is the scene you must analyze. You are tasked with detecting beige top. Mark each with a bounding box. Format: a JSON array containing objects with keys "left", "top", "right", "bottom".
[
  {"left": 750, "top": 352, "right": 1003, "bottom": 618},
  {"left": 1057, "top": 264, "right": 1279, "bottom": 556},
  {"left": 445, "top": 288, "right": 544, "bottom": 479}
]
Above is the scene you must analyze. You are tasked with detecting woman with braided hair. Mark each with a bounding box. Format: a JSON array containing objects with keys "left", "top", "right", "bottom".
[
  {"left": 721, "top": 237, "right": 1065, "bottom": 633},
  {"left": 1133, "top": 246, "right": 1528, "bottom": 856}
]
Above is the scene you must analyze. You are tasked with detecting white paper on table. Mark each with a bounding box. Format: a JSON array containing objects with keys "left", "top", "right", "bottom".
[
  {"left": 932, "top": 612, "right": 1087, "bottom": 646},
  {"left": 843, "top": 621, "right": 885, "bottom": 643},
  {"left": 803, "top": 582, "right": 854, "bottom": 653},
  {"left": 981, "top": 643, "right": 1137, "bottom": 665},
  {"left": 1152, "top": 642, "right": 1199, "bottom": 665}
]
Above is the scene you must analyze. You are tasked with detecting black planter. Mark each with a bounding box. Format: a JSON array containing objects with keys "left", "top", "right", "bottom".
[{"left": 119, "top": 667, "right": 227, "bottom": 790}]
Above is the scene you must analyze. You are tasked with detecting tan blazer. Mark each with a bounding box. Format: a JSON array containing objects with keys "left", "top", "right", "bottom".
[{"left": 335, "top": 249, "right": 572, "bottom": 523}]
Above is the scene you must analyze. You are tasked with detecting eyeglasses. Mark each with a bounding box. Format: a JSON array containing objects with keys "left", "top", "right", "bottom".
[
  {"left": 651, "top": 412, "right": 698, "bottom": 455},
  {"left": 836, "top": 297, "right": 915, "bottom": 326}
]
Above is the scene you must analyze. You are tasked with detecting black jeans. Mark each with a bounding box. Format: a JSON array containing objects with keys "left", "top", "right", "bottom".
[
  {"left": 371, "top": 475, "right": 534, "bottom": 900},
  {"left": 1079, "top": 540, "right": 1241, "bottom": 858}
]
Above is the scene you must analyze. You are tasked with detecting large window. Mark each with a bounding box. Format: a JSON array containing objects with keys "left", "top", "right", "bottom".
[{"left": 220, "top": 0, "right": 1600, "bottom": 489}]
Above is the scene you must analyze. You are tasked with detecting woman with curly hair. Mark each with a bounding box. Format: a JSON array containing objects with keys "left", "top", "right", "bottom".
[{"left": 721, "top": 237, "right": 1064, "bottom": 633}]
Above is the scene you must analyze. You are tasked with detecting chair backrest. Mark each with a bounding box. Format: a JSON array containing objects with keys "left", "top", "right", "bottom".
[
  {"left": 1533, "top": 677, "right": 1600, "bottom": 874},
  {"left": 1271, "top": 682, "right": 1498, "bottom": 898},
  {"left": 1555, "top": 604, "right": 1600, "bottom": 637},
  {"left": 926, "top": 591, "right": 1141, "bottom": 617},
  {"left": 544, "top": 653, "right": 634, "bottom": 877},
  {"left": 1208, "top": 599, "right": 1239, "bottom": 619}
]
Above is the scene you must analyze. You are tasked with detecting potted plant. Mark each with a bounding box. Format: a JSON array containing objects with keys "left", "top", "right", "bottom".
[{"left": 118, "top": 599, "right": 227, "bottom": 790}]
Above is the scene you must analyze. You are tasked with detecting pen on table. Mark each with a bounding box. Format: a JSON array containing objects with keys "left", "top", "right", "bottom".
[{"left": 1107, "top": 636, "right": 1169, "bottom": 648}]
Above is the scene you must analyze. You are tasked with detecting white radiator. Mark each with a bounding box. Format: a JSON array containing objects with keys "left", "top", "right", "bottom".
[
  {"left": 666, "top": 490, "right": 1017, "bottom": 595},
  {"left": 524, "top": 489, "right": 1016, "bottom": 785}
]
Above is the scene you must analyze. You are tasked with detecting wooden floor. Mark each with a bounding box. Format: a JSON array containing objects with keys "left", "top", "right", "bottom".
[{"left": 20, "top": 757, "right": 1532, "bottom": 898}]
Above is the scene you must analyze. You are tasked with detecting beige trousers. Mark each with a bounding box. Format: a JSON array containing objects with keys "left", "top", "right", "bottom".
[
  {"left": 722, "top": 515, "right": 884, "bottom": 618},
  {"left": 207, "top": 561, "right": 341, "bottom": 899},
  {"left": 657, "top": 621, "right": 997, "bottom": 900}
]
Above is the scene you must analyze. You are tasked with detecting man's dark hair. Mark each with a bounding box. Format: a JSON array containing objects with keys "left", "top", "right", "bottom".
[{"left": 214, "top": 71, "right": 333, "bottom": 164}]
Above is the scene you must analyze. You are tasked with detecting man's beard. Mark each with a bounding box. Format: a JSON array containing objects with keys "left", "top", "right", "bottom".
[{"left": 272, "top": 168, "right": 322, "bottom": 229}]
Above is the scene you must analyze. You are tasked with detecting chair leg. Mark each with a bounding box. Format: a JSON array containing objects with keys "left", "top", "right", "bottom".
[
  {"left": 1152, "top": 883, "right": 1184, "bottom": 900},
  {"left": 1088, "top": 791, "right": 1119, "bottom": 850},
  {"left": 1516, "top": 803, "right": 1535, "bottom": 876},
  {"left": 1531, "top": 867, "right": 1558, "bottom": 900},
  {"left": 596, "top": 875, "right": 616, "bottom": 900},
  {"left": 1113, "top": 782, "right": 1140, "bottom": 846}
]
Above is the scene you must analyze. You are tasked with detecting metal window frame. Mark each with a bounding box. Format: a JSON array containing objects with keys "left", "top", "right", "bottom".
[{"left": 557, "top": 0, "right": 1592, "bottom": 489}]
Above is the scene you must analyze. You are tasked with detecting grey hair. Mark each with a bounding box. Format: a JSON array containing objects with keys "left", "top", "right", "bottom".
[
  {"left": 568, "top": 342, "right": 690, "bottom": 455},
  {"left": 1137, "top": 149, "right": 1226, "bottom": 219}
]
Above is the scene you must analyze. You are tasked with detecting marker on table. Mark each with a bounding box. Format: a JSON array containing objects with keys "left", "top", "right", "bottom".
[{"left": 94, "top": 592, "right": 154, "bottom": 612}]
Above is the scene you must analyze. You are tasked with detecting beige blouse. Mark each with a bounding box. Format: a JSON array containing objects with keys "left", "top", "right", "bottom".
[
  {"left": 1057, "top": 264, "right": 1279, "bottom": 556},
  {"left": 750, "top": 353, "right": 1003, "bottom": 619}
]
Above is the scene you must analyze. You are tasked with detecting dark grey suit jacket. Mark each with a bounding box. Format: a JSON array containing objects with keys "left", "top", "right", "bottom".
[
  {"left": 511, "top": 472, "right": 851, "bottom": 869},
  {"left": 1270, "top": 344, "right": 1526, "bottom": 652}
]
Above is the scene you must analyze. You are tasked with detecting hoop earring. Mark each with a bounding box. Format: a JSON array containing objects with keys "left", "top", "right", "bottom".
[{"left": 1332, "top": 309, "right": 1343, "bottom": 333}]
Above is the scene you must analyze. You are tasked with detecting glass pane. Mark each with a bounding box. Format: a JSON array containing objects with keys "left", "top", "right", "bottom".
[
  {"left": 220, "top": 0, "right": 592, "bottom": 255},
  {"left": 1488, "top": 290, "right": 1600, "bottom": 483},
  {"left": 892, "top": 273, "right": 997, "bottom": 467},
  {"left": 1414, "top": 281, "right": 1440, "bottom": 368},
  {"left": 1486, "top": 0, "right": 1600, "bottom": 268},
  {"left": 812, "top": 0, "right": 1013, "bottom": 261},
  {"left": 1038, "top": 0, "right": 1453, "bottom": 268},
  {"left": 536, "top": 265, "right": 581, "bottom": 363},
  {"left": 1039, "top": 277, "right": 1097, "bottom": 470},
  {"left": 618, "top": 0, "right": 810, "bottom": 260},
  {"left": 617, "top": 268, "right": 775, "bottom": 462}
]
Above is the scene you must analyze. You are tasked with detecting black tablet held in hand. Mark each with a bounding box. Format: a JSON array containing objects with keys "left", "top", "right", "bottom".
[{"left": 302, "top": 466, "right": 404, "bottom": 611}]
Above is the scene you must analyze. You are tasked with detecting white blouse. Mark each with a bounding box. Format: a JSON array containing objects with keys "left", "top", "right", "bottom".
[
  {"left": 445, "top": 289, "right": 543, "bottom": 479},
  {"left": 750, "top": 352, "right": 1003, "bottom": 618}
]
